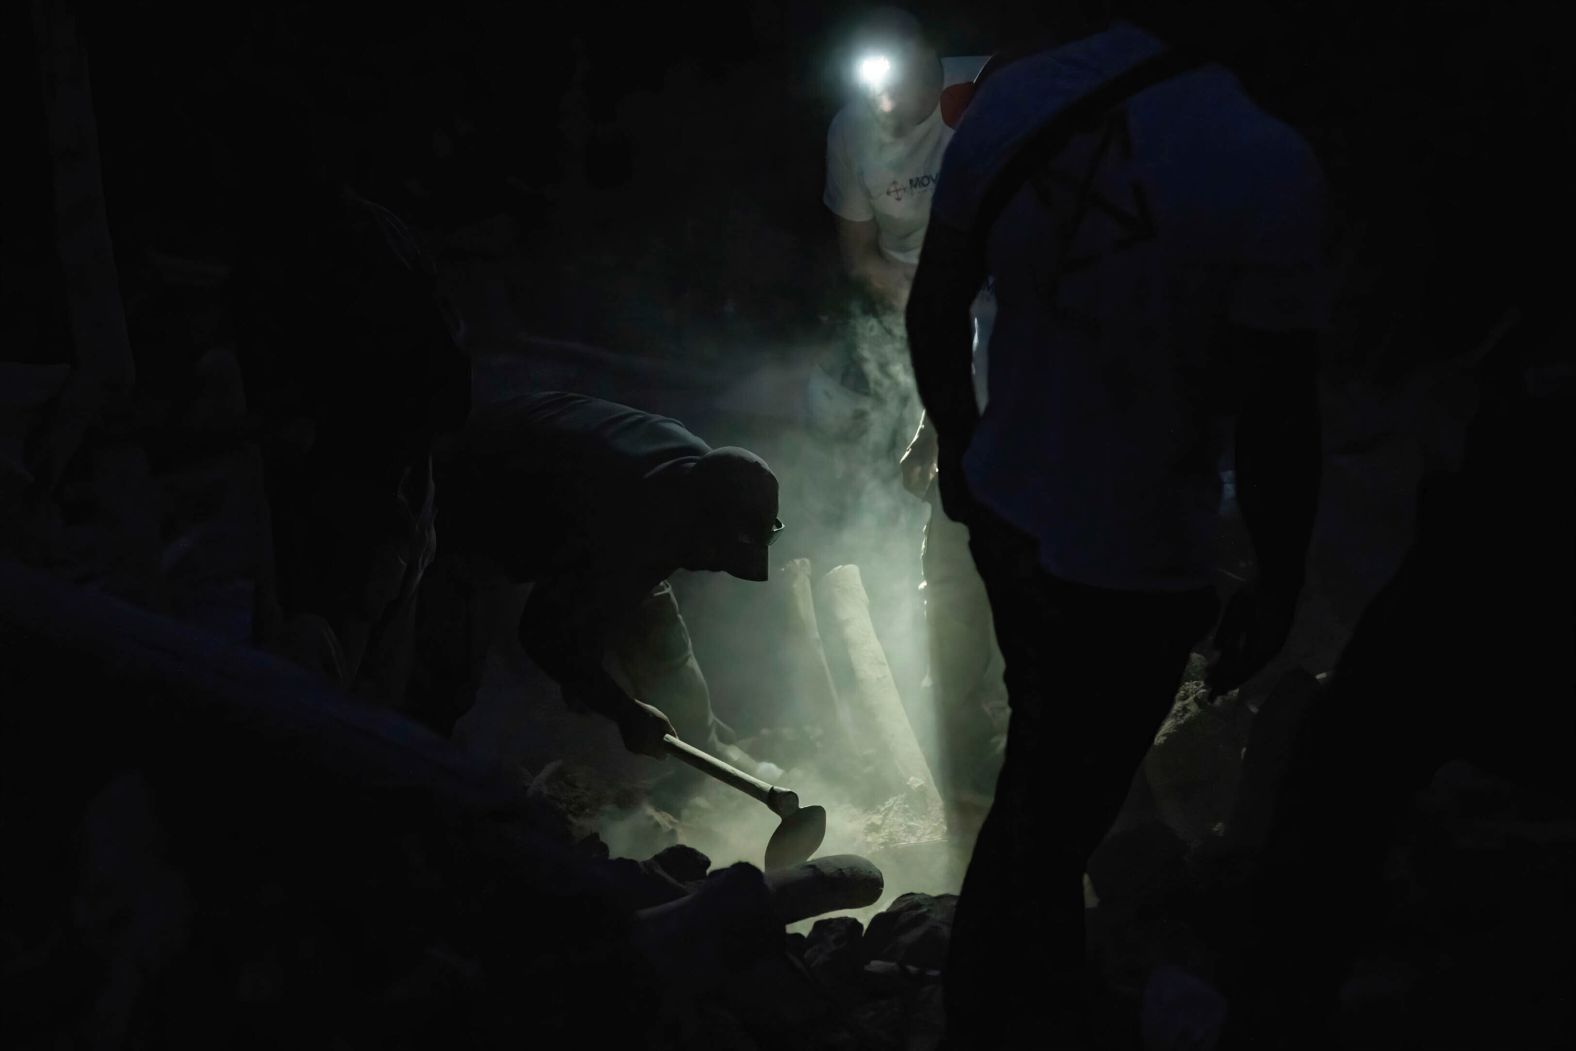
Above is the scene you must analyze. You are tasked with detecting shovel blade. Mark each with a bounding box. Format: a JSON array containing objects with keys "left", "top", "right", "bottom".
[{"left": 764, "top": 804, "right": 827, "bottom": 871}]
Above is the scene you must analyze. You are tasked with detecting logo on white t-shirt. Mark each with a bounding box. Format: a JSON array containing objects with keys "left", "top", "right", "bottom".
[{"left": 884, "top": 172, "right": 940, "bottom": 204}]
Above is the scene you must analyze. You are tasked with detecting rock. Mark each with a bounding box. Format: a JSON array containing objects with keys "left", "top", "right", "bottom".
[
  {"left": 633, "top": 864, "right": 784, "bottom": 996},
  {"left": 804, "top": 916, "right": 865, "bottom": 983},
  {"left": 905, "top": 982, "right": 948, "bottom": 1050},
  {"left": 575, "top": 832, "right": 610, "bottom": 860},
  {"left": 717, "top": 952, "right": 844, "bottom": 1046},
  {"left": 849, "top": 995, "right": 907, "bottom": 1048},
  {"left": 526, "top": 760, "right": 618, "bottom": 842},
  {"left": 862, "top": 893, "right": 956, "bottom": 971},
  {"left": 649, "top": 843, "right": 711, "bottom": 884},
  {"left": 1144, "top": 678, "right": 1253, "bottom": 843},
  {"left": 764, "top": 855, "right": 885, "bottom": 925}
]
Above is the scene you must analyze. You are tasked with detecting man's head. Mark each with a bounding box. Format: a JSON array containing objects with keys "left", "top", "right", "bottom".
[
  {"left": 676, "top": 448, "right": 782, "bottom": 582},
  {"left": 849, "top": 7, "right": 943, "bottom": 134}
]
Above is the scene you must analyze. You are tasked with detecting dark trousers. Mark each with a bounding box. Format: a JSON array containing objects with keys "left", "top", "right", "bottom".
[
  {"left": 922, "top": 491, "right": 1005, "bottom": 805},
  {"left": 945, "top": 509, "right": 1217, "bottom": 1047}
]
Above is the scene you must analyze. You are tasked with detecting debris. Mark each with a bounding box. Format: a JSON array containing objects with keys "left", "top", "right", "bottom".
[
  {"left": 778, "top": 557, "right": 859, "bottom": 760},
  {"left": 862, "top": 791, "right": 949, "bottom": 853},
  {"left": 862, "top": 892, "right": 955, "bottom": 972},
  {"left": 803, "top": 917, "right": 865, "bottom": 984},
  {"left": 1144, "top": 676, "right": 1253, "bottom": 844},
  {"left": 634, "top": 863, "right": 784, "bottom": 996},
  {"left": 526, "top": 759, "right": 620, "bottom": 842},
  {"left": 764, "top": 854, "right": 885, "bottom": 925},
  {"left": 649, "top": 843, "right": 712, "bottom": 885},
  {"left": 815, "top": 564, "right": 946, "bottom": 831}
]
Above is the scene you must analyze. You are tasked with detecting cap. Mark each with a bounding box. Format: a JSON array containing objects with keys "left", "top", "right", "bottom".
[{"left": 689, "top": 447, "right": 780, "bottom": 581}]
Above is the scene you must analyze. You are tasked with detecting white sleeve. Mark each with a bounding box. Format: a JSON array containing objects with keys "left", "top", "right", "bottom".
[
  {"left": 824, "top": 111, "right": 875, "bottom": 223},
  {"left": 1227, "top": 140, "right": 1335, "bottom": 333}
]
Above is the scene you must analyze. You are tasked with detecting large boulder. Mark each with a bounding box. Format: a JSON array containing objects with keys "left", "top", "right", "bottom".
[
  {"left": 862, "top": 893, "right": 956, "bottom": 972},
  {"left": 803, "top": 916, "right": 865, "bottom": 986}
]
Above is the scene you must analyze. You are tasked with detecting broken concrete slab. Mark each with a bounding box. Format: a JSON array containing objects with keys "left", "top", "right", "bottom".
[
  {"left": 764, "top": 854, "right": 885, "bottom": 926},
  {"left": 815, "top": 564, "right": 945, "bottom": 832},
  {"left": 778, "top": 557, "right": 859, "bottom": 761}
]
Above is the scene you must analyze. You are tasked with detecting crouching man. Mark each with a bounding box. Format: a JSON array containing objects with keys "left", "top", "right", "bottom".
[{"left": 413, "top": 392, "right": 783, "bottom": 775}]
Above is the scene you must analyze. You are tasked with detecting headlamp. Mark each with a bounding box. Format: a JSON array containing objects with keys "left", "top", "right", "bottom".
[{"left": 857, "top": 53, "right": 893, "bottom": 94}]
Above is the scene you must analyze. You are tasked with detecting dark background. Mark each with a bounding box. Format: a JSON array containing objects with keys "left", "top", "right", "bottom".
[{"left": 7, "top": 0, "right": 1564, "bottom": 381}]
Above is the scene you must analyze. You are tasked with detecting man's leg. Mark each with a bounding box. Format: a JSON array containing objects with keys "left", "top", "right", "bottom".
[
  {"left": 945, "top": 510, "right": 1215, "bottom": 1047},
  {"left": 922, "top": 498, "right": 1005, "bottom": 822}
]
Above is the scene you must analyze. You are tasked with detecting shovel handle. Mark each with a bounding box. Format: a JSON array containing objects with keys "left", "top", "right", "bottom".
[{"left": 661, "top": 734, "right": 798, "bottom": 815}]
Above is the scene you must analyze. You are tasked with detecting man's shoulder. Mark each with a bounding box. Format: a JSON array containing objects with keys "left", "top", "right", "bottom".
[
  {"left": 828, "top": 101, "right": 870, "bottom": 143},
  {"left": 941, "top": 55, "right": 989, "bottom": 87},
  {"left": 939, "top": 56, "right": 990, "bottom": 129},
  {"left": 1157, "top": 73, "right": 1323, "bottom": 194},
  {"left": 939, "top": 27, "right": 1168, "bottom": 169}
]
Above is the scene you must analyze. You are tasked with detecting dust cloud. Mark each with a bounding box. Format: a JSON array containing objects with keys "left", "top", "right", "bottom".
[{"left": 608, "top": 300, "right": 989, "bottom": 925}]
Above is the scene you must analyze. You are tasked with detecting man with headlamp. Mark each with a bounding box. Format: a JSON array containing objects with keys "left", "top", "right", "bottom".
[
  {"left": 825, "top": 8, "right": 986, "bottom": 320},
  {"left": 823, "top": 7, "right": 1003, "bottom": 829}
]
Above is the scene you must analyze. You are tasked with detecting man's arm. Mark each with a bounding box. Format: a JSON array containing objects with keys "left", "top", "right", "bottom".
[
  {"left": 1205, "top": 131, "right": 1333, "bottom": 694},
  {"left": 518, "top": 573, "right": 675, "bottom": 756},
  {"left": 1206, "top": 328, "right": 1322, "bottom": 695},
  {"left": 835, "top": 216, "right": 916, "bottom": 311},
  {"left": 905, "top": 218, "right": 989, "bottom": 520},
  {"left": 824, "top": 112, "right": 915, "bottom": 310}
]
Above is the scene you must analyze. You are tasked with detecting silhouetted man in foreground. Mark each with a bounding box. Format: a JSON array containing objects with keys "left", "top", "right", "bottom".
[{"left": 907, "top": 8, "right": 1330, "bottom": 1045}]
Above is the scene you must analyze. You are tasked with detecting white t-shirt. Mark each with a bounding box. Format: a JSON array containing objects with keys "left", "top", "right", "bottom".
[
  {"left": 824, "top": 56, "right": 988, "bottom": 266},
  {"left": 933, "top": 23, "right": 1334, "bottom": 592},
  {"left": 825, "top": 56, "right": 995, "bottom": 407}
]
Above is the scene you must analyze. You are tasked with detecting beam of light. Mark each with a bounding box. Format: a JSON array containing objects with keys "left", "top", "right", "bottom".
[{"left": 857, "top": 54, "right": 892, "bottom": 93}]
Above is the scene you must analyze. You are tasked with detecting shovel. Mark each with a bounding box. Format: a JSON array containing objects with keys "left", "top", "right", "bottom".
[{"left": 661, "top": 734, "right": 827, "bottom": 871}]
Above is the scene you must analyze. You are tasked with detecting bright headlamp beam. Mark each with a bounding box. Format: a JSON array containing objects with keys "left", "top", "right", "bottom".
[{"left": 857, "top": 54, "right": 892, "bottom": 93}]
